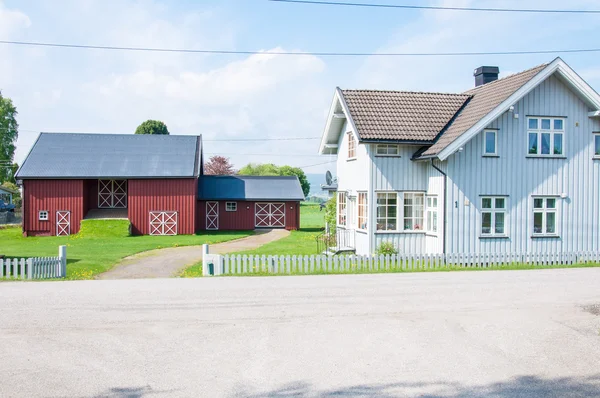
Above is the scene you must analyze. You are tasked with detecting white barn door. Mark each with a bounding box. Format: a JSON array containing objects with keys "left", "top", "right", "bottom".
[
  {"left": 206, "top": 201, "right": 219, "bottom": 230},
  {"left": 98, "top": 179, "right": 127, "bottom": 208},
  {"left": 255, "top": 203, "right": 285, "bottom": 228},
  {"left": 149, "top": 211, "right": 178, "bottom": 235},
  {"left": 56, "top": 211, "right": 70, "bottom": 236}
]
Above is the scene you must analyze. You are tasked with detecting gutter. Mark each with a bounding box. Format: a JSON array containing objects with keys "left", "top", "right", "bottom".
[{"left": 430, "top": 159, "right": 447, "bottom": 254}]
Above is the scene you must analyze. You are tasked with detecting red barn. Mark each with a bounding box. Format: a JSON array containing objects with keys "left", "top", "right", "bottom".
[{"left": 15, "top": 133, "right": 304, "bottom": 236}]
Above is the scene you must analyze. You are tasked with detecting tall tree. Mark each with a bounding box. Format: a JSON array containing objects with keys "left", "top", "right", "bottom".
[
  {"left": 238, "top": 163, "right": 310, "bottom": 197},
  {"left": 0, "top": 91, "right": 18, "bottom": 184},
  {"left": 204, "top": 155, "right": 235, "bottom": 175},
  {"left": 134, "top": 120, "right": 169, "bottom": 135}
]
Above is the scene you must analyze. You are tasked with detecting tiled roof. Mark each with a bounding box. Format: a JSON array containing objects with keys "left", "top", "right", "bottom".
[
  {"left": 16, "top": 133, "right": 202, "bottom": 178},
  {"left": 199, "top": 176, "right": 305, "bottom": 201},
  {"left": 423, "top": 63, "right": 548, "bottom": 156},
  {"left": 340, "top": 90, "right": 470, "bottom": 142}
]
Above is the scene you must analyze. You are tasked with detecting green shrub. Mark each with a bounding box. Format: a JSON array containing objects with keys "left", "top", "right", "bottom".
[
  {"left": 375, "top": 241, "right": 398, "bottom": 256},
  {"left": 324, "top": 195, "right": 336, "bottom": 231}
]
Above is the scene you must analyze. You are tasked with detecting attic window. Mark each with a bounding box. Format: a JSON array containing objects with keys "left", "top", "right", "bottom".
[{"left": 347, "top": 133, "right": 356, "bottom": 160}]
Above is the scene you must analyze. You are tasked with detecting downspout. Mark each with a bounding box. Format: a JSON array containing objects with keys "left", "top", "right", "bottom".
[{"left": 431, "top": 159, "right": 447, "bottom": 254}]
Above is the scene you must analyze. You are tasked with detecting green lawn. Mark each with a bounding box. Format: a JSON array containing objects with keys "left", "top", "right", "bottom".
[{"left": 0, "top": 220, "right": 251, "bottom": 280}]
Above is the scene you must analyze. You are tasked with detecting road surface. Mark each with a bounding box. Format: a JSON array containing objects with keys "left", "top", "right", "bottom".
[{"left": 1, "top": 268, "right": 600, "bottom": 397}]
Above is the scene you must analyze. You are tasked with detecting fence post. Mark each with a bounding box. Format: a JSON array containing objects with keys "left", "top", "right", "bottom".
[
  {"left": 59, "top": 245, "right": 67, "bottom": 278},
  {"left": 202, "top": 244, "right": 210, "bottom": 276}
]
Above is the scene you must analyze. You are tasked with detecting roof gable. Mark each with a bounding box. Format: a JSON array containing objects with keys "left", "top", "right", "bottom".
[{"left": 16, "top": 133, "right": 202, "bottom": 179}]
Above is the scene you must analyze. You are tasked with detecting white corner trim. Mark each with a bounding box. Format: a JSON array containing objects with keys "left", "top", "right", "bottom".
[
  {"left": 318, "top": 89, "right": 361, "bottom": 155},
  {"left": 438, "top": 58, "right": 600, "bottom": 161}
]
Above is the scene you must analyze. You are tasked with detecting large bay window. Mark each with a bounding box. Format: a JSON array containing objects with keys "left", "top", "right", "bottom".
[
  {"left": 338, "top": 192, "right": 347, "bottom": 226},
  {"left": 357, "top": 192, "right": 368, "bottom": 230},
  {"left": 527, "top": 117, "right": 565, "bottom": 157},
  {"left": 533, "top": 197, "right": 557, "bottom": 236},
  {"left": 481, "top": 197, "right": 506, "bottom": 236}
]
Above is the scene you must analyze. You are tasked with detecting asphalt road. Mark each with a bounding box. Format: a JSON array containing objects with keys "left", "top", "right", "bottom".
[{"left": 1, "top": 269, "right": 600, "bottom": 398}]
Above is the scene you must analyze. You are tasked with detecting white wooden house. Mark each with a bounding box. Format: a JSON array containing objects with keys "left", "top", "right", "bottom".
[{"left": 319, "top": 58, "right": 600, "bottom": 255}]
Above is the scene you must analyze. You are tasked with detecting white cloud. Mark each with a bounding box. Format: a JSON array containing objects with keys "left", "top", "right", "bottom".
[{"left": 0, "top": 1, "right": 30, "bottom": 36}]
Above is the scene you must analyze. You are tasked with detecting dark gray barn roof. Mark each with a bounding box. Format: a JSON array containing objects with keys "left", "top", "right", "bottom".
[
  {"left": 199, "top": 176, "right": 305, "bottom": 201},
  {"left": 16, "top": 133, "right": 202, "bottom": 179}
]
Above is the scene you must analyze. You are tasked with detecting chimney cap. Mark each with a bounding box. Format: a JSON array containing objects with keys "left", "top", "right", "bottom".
[{"left": 474, "top": 66, "right": 500, "bottom": 76}]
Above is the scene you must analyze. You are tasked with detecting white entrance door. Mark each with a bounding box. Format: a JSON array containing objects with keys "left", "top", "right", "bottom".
[
  {"left": 56, "top": 211, "right": 70, "bottom": 236},
  {"left": 149, "top": 211, "right": 178, "bottom": 235},
  {"left": 255, "top": 203, "right": 285, "bottom": 228},
  {"left": 206, "top": 201, "right": 219, "bottom": 230},
  {"left": 98, "top": 179, "right": 127, "bottom": 208}
]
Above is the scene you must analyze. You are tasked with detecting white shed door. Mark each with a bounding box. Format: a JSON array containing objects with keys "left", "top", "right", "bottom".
[
  {"left": 206, "top": 201, "right": 219, "bottom": 230},
  {"left": 255, "top": 203, "right": 285, "bottom": 228},
  {"left": 56, "top": 211, "right": 70, "bottom": 236},
  {"left": 149, "top": 211, "right": 178, "bottom": 236}
]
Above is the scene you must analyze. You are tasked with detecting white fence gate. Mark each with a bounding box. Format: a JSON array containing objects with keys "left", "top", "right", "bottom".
[
  {"left": 202, "top": 250, "right": 600, "bottom": 276},
  {"left": 1, "top": 246, "right": 67, "bottom": 280}
]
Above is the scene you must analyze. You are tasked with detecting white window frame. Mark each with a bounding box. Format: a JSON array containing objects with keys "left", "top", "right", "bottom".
[
  {"left": 594, "top": 133, "right": 600, "bottom": 159},
  {"left": 483, "top": 129, "right": 497, "bottom": 156},
  {"left": 426, "top": 195, "right": 438, "bottom": 235},
  {"left": 376, "top": 192, "right": 398, "bottom": 231},
  {"left": 347, "top": 132, "right": 356, "bottom": 160},
  {"left": 403, "top": 192, "right": 425, "bottom": 231},
  {"left": 375, "top": 144, "right": 400, "bottom": 157},
  {"left": 357, "top": 192, "right": 368, "bottom": 231},
  {"left": 532, "top": 196, "right": 558, "bottom": 237},
  {"left": 526, "top": 117, "right": 565, "bottom": 157},
  {"left": 38, "top": 210, "right": 49, "bottom": 221},
  {"left": 225, "top": 202, "right": 237, "bottom": 212},
  {"left": 338, "top": 191, "right": 347, "bottom": 226},
  {"left": 480, "top": 196, "right": 507, "bottom": 237}
]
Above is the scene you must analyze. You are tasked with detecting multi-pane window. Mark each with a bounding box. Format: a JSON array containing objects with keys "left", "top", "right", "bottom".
[
  {"left": 338, "top": 192, "right": 347, "bottom": 226},
  {"left": 347, "top": 133, "right": 356, "bottom": 159},
  {"left": 357, "top": 192, "right": 368, "bottom": 230},
  {"left": 594, "top": 134, "right": 600, "bottom": 158},
  {"left": 426, "top": 196, "right": 438, "bottom": 234},
  {"left": 226, "top": 202, "right": 237, "bottom": 212},
  {"left": 484, "top": 130, "right": 497, "bottom": 155},
  {"left": 403, "top": 192, "right": 424, "bottom": 231},
  {"left": 527, "top": 117, "right": 564, "bottom": 156},
  {"left": 38, "top": 210, "right": 49, "bottom": 221},
  {"left": 376, "top": 193, "right": 397, "bottom": 231},
  {"left": 481, "top": 197, "right": 506, "bottom": 236},
  {"left": 533, "top": 197, "right": 557, "bottom": 235},
  {"left": 376, "top": 144, "right": 400, "bottom": 156}
]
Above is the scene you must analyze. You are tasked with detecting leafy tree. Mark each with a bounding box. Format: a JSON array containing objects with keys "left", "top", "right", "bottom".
[
  {"left": 0, "top": 91, "right": 18, "bottom": 184},
  {"left": 1, "top": 181, "right": 20, "bottom": 207},
  {"left": 238, "top": 163, "right": 310, "bottom": 197},
  {"left": 205, "top": 155, "right": 236, "bottom": 175},
  {"left": 134, "top": 120, "right": 169, "bottom": 135},
  {"left": 324, "top": 195, "right": 337, "bottom": 232}
]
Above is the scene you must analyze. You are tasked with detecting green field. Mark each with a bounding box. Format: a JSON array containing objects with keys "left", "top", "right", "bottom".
[{"left": 0, "top": 220, "right": 250, "bottom": 280}]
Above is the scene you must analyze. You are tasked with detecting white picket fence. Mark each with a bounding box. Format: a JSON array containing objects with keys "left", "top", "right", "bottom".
[
  {"left": 201, "top": 247, "right": 600, "bottom": 276},
  {"left": 1, "top": 246, "right": 67, "bottom": 280}
]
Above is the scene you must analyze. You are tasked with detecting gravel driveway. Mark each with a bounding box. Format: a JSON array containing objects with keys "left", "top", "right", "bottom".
[
  {"left": 97, "top": 229, "right": 289, "bottom": 279},
  {"left": 1, "top": 268, "right": 600, "bottom": 397}
]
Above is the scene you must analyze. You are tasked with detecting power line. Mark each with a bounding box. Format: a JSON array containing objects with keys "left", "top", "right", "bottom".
[
  {"left": 298, "top": 160, "right": 337, "bottom": 169},
  {"left": 206, "top": 153, "right": 330, "bottom": 157},
  {"left": 269, "top": 0, "right": 600, "bottom": 14},
  {"left": 1, "top": 39, "right": 600, "bottom": 57},
  {"left": 205, "top": 137, "right": 320, "bottom": 142}
]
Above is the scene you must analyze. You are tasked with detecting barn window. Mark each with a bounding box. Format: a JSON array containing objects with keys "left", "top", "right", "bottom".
[
  {"left": 357, "top": 192, "right": 367, "bottom": 230},
  {"left": 527, "top": 117, "right": 565, "bottom": 157},
  {"left": 347, "top": 133, "right": 356, "bottom": 160},
  {"left": 481, "top": 197, "right": 506, "bottom": 236},
  {"left": 338, "top": 191, "right": 347, "bottom": 226},
  {"left": 38, "top": 210, "right": 49, "bottom": 221},
  {"left": 226, "top": 202, "right": 237, "bottom": 212}
]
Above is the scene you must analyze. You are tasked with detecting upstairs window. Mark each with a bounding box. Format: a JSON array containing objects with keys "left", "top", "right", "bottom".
[
  {"left": 527, "top": 117, "right": 564, "bottom": 157},
  {"left": 533, "top": 197, "right": 557, "bottom": 236},
  {"left": 347, "top": 133, "right": 356, "bottom": 159},
  {"left": 481, "top": 197, "right": 506, "bottom": 236},
  {"left": 483, "top": 130, "right": 497, "bottom": 155},
  {"left": 594, "top": 134, "right": 600, "bottom": 158},
  {"left": 357, "top": 192, "right": 368, "bottom": 230},
  {"left": 376, "top": 144, "right": 400, "bottom": 156},
  {"left": 338, "top": 192, "right": 347, "bottom": 226}
]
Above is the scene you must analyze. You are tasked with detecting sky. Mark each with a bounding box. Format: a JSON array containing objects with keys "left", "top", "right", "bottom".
[{"left": 2, "top": 0, "right": 600, "bottom": 177}]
